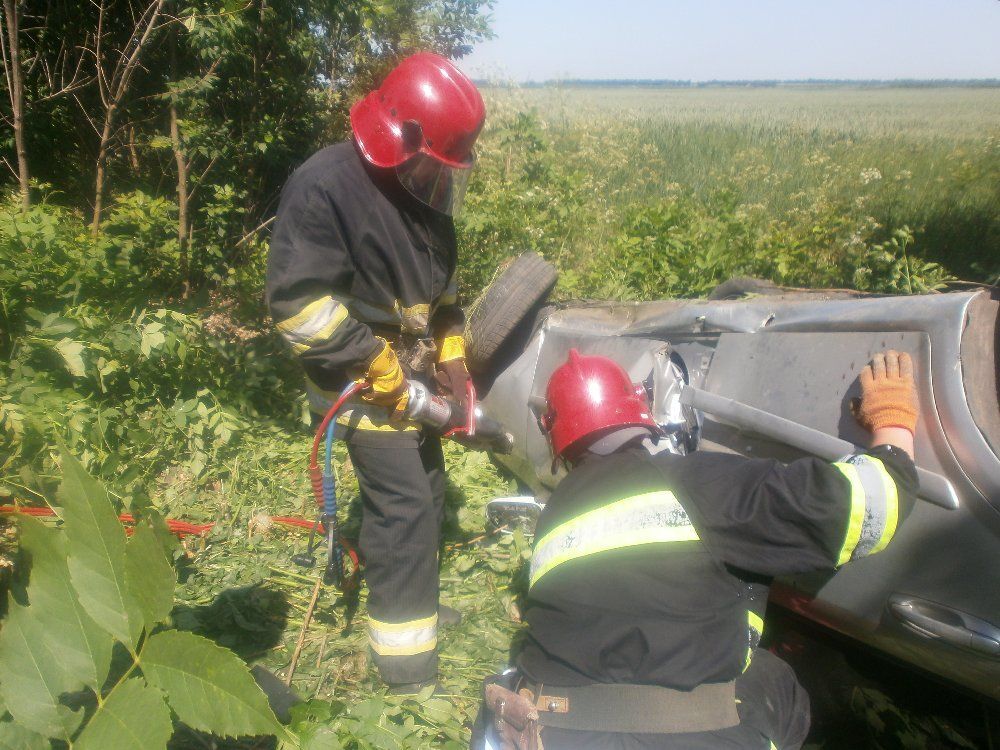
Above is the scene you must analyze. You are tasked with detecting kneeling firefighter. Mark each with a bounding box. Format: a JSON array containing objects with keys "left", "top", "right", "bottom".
[
  {"left": 474, "top": 349, "right": 920, "bottom": 749},
  {"left": 266, "top": 53, "right": 485, "bottom": 691}
]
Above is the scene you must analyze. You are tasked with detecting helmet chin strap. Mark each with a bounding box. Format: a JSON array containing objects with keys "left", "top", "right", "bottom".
[{"left": 584, "top": 426, "right": 656, "bottom": 457}]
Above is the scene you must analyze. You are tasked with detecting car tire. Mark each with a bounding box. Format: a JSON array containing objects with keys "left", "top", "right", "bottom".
[
  {"left": 465, "top": 252, "right": 558, "bottom": 375},
  {"left": 707, "top": 277, "right": 782, "bottom": 300}
]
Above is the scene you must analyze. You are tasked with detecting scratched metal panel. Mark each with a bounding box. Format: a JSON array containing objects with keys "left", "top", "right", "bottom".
[{"left": 703, "top": 331, "right": 1000, "bottom": 700}]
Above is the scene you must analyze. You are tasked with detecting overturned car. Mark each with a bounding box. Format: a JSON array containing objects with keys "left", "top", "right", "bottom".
[{"left": 468, "top": 255, "right": 1000, "bottom": 703}]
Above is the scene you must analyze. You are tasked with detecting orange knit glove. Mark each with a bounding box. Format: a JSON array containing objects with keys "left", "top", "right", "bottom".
[{"left": 856, "top": 350, "right": 918, "bottom": 434}]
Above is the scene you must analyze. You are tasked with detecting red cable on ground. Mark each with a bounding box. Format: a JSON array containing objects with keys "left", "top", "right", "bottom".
[
  {"left": 0, "top": 508, "right": 340, "bottom": 539},
  {"left": 1, "top": 383, "right": 368, "bottom": 569}
]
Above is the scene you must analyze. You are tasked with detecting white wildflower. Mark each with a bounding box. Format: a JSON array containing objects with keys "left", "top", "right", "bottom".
[{"left": 860, "top": 168, "right": 882, "bottom": 185}]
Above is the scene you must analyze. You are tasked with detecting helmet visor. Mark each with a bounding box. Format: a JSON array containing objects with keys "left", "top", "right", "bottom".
[{"left": 396, "top": 151, "right": 474, "bottom": 216}]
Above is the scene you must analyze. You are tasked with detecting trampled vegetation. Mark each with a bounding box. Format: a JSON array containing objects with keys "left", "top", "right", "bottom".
[{"left": 2, "top": 2, "right": 998, "bottom": 743}]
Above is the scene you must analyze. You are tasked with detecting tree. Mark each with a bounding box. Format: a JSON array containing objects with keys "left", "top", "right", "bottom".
[
  {"left": 1, "top": 0, "right": 494, "bottom": 262},
  {"left": 1, "top": 0, "right": 28, "bottom": 210},
  {"left": 83, "top": 0, "right": 168, "bottom": 236}
]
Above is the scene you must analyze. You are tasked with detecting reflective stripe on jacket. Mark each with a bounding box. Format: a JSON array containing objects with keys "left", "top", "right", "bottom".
[
  {"left": 516, "top": 444, "right": 917, "bottom": 691},
  {"left": 266, "top": 141, "right": 465, "bottom": 420}
]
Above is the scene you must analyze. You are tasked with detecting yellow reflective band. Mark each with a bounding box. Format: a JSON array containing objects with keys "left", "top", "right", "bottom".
[
  {"left": 277, "top": 296, "right": 349, "bottom": 353},
  {"left": 529, "top": 490, "right": 699, "bottom": 588},
  {"left": 833, "top": 462, "right": 866, "bottom": 567},
  {"left": 399, "top": 303, "right": 430, "bottom": 333},
  {"left": 332, "top": 294, "right": 400, "bottom": 326},
  {"left": 868, "top": 456, "right": 899, "bottom": 556},
  {"left": 368, "top": 614, "right": 437, "bottom": 657},
  {"left": 770, "top": 742, "right": 778, "bottom": 750},
  {"left": 833, "top": 455, "right": 900, "bottom": 565},
  {"left": 438, "top": 335, "right": 466, "bottom": 363},
  {"left": 304, "top": 379, "right": 419, "bottom": 430},
  {"left": 744, "top": 610, "right": 765, "bottom": 672},
  {"left": 335, "top": 407, "right": 419, "bottom": 432}
]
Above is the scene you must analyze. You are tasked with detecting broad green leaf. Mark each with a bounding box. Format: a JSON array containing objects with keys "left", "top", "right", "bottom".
[
  {"left": 0, "top": 719, "right": 51, "bottom": 750},
  {"left": 0, "top": 517, "right": 112, "bottom": 740},
  {"left": 141, "top": 630, "right": 282, "bottom": 739},
  {"left": 56, "top": 449, "right": 141, "bottom": 648},
  {"left": 54, "top": 339, "right": 86, "bottom": 377},
  {"left": 125, "top": 522, "right": 175, "bottom": 631},
  {"left": 140, "top": 323, "right": 166, "bottom": 357},
  {"left": 15, "top": 517, "right": 112, "bottom": 687},
  {"left": 75, "top": 678, "right": 172, "bottom": 750},
  {"left": 292, "top": 728, "right": 344, "bottom": 750},
  {"left": 0, "top": 595, "right": 83, "bottom": 740}
]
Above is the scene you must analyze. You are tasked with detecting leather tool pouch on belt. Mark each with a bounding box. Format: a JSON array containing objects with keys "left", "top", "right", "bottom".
[{"left": 484, "top": 682, "right": 543, "bottom": 750}]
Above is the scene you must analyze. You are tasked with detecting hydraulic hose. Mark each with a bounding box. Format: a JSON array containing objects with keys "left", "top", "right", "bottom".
[{"left": 308, "top": 381, "right": 362, "bottom": 514}]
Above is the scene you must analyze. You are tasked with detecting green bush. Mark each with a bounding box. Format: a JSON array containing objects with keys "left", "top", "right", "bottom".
[{"left": 0, "top": 194, "right": 302, "bottom": 506}]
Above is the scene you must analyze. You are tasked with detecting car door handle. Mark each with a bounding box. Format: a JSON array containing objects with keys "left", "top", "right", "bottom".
[{"left": 889, "top": 596, "right": 1000, "bottom": 658}]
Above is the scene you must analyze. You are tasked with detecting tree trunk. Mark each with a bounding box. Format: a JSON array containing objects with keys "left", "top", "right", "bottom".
[
  {"left": 89, "top": 0, "right": 166, "bottom": 238},
  {"left": 2, "top": 0, "right": 29, "bottom": 211},
  {"left": 169, "top": 97, "right": 190, "bottom": 296},
  {"left": 91, "top": 107, "right": 114, "bottom": 238},
  {"left": 169, "top": 33, "right": 190, "bottom": 296}
]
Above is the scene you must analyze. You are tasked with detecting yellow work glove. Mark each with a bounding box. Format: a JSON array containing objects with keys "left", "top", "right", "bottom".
[
  {"left": 435, "top": 335, "right": 471, "bottom": 408},
  {"left": 856, "top": 350, "right": 919, "bottom": 434},
  {"left": 361, "top": 338, "right": 409, "bottom": 418}
]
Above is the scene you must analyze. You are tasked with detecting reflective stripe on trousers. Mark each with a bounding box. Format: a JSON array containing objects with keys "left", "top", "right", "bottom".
[
  {"left": 529, "top": 490, "right": 699, "bottom": 588},
  {"left": 832, "top": 454, "right": 900, "bottom": 566},
  {"left": 368, "top": 613, "right": 438, "bottom": 657}
]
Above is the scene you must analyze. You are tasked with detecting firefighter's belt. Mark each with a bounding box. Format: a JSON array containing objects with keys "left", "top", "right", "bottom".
[{"left": 518, "top": 678, "right": 740, "bottom": 733}]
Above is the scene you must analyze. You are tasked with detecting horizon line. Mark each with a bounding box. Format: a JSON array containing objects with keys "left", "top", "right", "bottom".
[{"left": 472, "top": 77, "right": 1000, "bottom": 88}]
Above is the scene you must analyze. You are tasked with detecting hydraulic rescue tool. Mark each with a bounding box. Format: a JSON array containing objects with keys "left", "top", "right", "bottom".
[
  {"left": 403, "top": 379, "right": 513, "bottom": 452},
  {"left": 293, "top": 378, "right": 513, "bottom": 588}
]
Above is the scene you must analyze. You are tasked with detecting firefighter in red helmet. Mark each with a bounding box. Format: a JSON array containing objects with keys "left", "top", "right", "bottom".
[
  {"left": 266, "top": 52, "right": 485, "bottom": 691},
  {"left": 475, "top": 348, "right": 921, "bottom": 749}
]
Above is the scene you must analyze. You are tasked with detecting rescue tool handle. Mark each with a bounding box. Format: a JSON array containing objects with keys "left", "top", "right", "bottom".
[{"left": 679, "top": 385, "right": 959, "bottom": 510}]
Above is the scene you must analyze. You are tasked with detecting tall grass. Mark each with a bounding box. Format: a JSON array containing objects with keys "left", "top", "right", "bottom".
[{"left": 458, "top": 86, "right": 1000, "bottom": 298}]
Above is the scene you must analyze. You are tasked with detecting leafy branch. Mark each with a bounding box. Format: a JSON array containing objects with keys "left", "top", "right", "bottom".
[{"left": 0, "top": 448, "right": 289, "bottom": 748}]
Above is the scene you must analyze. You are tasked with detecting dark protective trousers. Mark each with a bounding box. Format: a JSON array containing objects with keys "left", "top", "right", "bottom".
[
  {"left": 346, "top": 429, "right": 446, "bottom": 686},
  {"left": 472, "top": 649, "right": 810, "bottom": 750}
]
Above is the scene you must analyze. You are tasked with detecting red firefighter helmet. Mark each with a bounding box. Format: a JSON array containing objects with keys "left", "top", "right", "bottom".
[
  {"left": 350, "top": 52, "right": 485, "bottom": 214},
  {"left": 540, "top": 350, "right": 658, "bottom": 461}
]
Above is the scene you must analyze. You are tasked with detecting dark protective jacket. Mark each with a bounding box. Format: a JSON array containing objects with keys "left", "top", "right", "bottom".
[
  {"left": 515, "top": 443, "right": 917, "bottom": 690},
  {"left": 266, "top": 141, "right": 464, "bottom": 415}
]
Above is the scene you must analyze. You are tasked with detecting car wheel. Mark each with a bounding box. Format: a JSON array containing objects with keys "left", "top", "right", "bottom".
[
  {"left": 707, "top": 276, "right": 782, "bottom": 300},
  {"left": 465, "top": 252, "right": 558, "bottom": 375}
]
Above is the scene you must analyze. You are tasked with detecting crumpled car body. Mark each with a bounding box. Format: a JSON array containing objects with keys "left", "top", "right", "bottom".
[{"left": 481, "top": 287, "right": 1000, "bottom": 700}]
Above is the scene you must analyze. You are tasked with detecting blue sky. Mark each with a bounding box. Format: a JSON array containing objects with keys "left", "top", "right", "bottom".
[{"left": 458, "top": 0, "right": 1000, "bottom": 81}]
